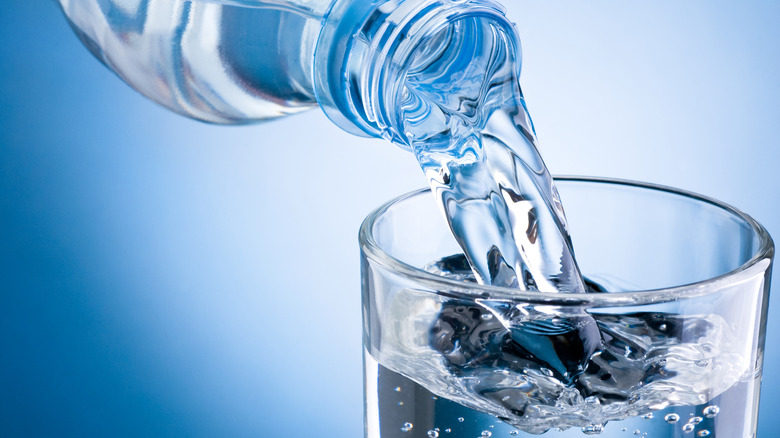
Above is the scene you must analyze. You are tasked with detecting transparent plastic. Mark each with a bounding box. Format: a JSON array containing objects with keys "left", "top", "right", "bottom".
[
  {"left": 56, "top": 0, "right": 515, "bottom": 137},
  {"left": 57, "top": 0, "right": 332, "bottom": 123}
]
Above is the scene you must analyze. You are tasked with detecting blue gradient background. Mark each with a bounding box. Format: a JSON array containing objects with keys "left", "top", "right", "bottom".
[{"left": 1, "top": 1, "right": 778, "bottom": 437}]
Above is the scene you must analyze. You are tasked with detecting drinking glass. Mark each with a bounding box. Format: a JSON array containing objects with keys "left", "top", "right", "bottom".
[{"left": 360, "top": 177, "right": 773, "bottom": 438}]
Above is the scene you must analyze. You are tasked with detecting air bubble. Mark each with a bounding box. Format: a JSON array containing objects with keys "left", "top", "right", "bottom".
[
  {"left": 682, "top": 423, "right": 695, "bottom": 433},
  {"left": 665, "top": 413, "right": 680, "bottom": 424},
  {"left": 481, "top": 313, "right": 493, "bottom": 320},
  {"left": 457, "top": 417, "right": 465, "bottom": 423},
  {"left": 401, "top": 422, "right": 414, "bottom": 432},
  {"left": 703, "top": 405, "right": 720, "bottom": 418},
  {"left": 643, "top": 413, "right": 653, "bottom": 420},
  {"left": 689, "top": 417, "right": 702, "bottom": 425},
  {"left": 633, "top": 430, "right": 641, "bottom": 435},
  {"left": 694, "top": 359, "right": 709, "bottom": 367},
  {"left": 509, "top": 432, "right": 519, "bottom": 436},
  {"left": 445, "top": 429, "right": 452, "bottom": 433},
  {"left": 481, "top": 431, "right": 492, "bottom": 437},
  {"left": 428, "top": 430, "right": 439, "bottom": 438},
  {"left": 581, "top": 424, "right": 604, "bottom": 434},
  {"left": 398, "top": 402, "right": 404, "bottom": 406},
  {"left": 697, "top": 431, "right": 711, "bottom": 437},
  {"left": 395, "top": 387, "right": 402, "bottom": 392}
]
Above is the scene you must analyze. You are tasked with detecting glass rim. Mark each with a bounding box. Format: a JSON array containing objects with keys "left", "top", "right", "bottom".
[{"left": 359, "top": 175, "right": 774, "bottom": 306}]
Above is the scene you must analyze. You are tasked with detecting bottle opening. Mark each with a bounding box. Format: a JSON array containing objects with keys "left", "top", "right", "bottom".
[{"left": 313, "top": 0, "right": 518, "bottom": 142}]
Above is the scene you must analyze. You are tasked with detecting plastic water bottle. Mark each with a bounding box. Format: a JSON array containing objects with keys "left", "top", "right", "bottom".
[
  {"left": 57, "top": 0, "right": 587, "bottom": 295},
  {"left": 59, "top": 0, "right": 589, "bottom": 291},
  {"left": 56, "top": 0, "right": 518, "bottom": 140}
]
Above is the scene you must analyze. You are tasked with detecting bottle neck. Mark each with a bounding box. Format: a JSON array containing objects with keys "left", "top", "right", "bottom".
[{"left": 313, "top": 0, "right": 520, "bottom": 145}]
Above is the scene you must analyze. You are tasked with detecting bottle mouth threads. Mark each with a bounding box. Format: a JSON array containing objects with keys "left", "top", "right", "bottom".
[{"left": 313, "top": 0, "right": 520, "bottom": 143}]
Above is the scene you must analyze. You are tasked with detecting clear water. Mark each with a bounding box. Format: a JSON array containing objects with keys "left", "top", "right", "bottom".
[
  {"left": 399, "top": 14, "right": 584, "bottom": 292},
  {"left": 365, "top": 353, "right": 759, "bottom": 438},
  {"left": 366, "top": 256, "right": 761, "bottom": 436}
]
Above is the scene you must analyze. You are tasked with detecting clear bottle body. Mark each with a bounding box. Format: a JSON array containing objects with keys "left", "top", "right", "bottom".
[
  {"left": 56, "top": 0, "right": 516, "bottom": 137},
  {"left": 57, "top": 0, "right": 334, "bottom": 123}
]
